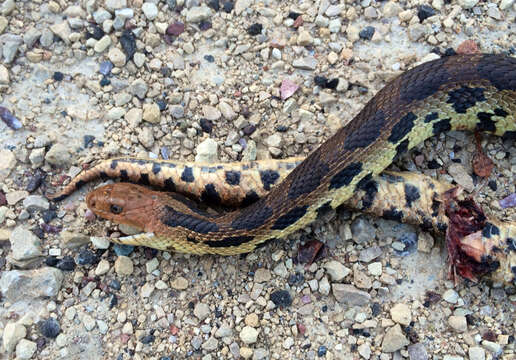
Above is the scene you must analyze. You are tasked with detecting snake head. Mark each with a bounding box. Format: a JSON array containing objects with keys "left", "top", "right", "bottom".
[{"left": 86, "top": 183, "right": 158, "bottom": 231}]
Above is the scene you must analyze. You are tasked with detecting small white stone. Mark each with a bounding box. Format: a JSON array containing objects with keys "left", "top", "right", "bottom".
[
  {"left": 95, "top": 259, "right": 110, "bottom": 276},
  {"left": 141, "top": 2, "right": 158, "bottom": 20},
  {"left": 94, "top": 35, "right": 111, "bottom": 52},
  {"left": 15, "top": 339, "right": 37, "bottom": 360},
  {"left": 367, "top": 262, "right": 382, "bottom": 276},
  {"left": 240, "top": 326, "right": 259, "bottom": 344}
]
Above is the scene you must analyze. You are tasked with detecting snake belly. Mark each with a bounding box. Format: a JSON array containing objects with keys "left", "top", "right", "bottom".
[{"left": 85, "top": 54, "right": 516, "bottom": 256}]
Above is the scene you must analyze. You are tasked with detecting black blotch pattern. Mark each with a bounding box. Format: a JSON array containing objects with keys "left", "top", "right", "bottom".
[
  {"left": 201, "top": 184, "right": 222, "bottom": 205},
  {"left": 507, "top": 238, "right": 516, "bottom": 251},
  {"left": 120, "top": 169, "right": 129, "bottom": 181},
  {"left": 343, "top": 109, "right": 385, "bottom": 150},
  {"left": 356, "top": 174, "right": 378, "bottom": 210},
  {"left": 186, "top": 237, "right": 199, "bottom": 244},
  {"left": 481, "top": 222, "right": 500, "bottom": 238},
  {"left": 99, "top": 171, "right": 109, "bottom": 180},
  {"left": 432, "top": 118, "right": 451, "bottom": 135},
  {"left": 110, "top": 160, "right": 118, "bottom": 170},
  {"left": 388, "top": 112, "right": 417, "bottom": 143},
  {"left": 164, "top": 178, "right": 176, "bottom": 191},
  {"left": 138, "top": 173, "right": 150, "bottom": 185},
  {"left": 446, "top": 86, "right": 486, "bottom": 114},
  {"left": 381, "top": 173, "right": 404, "bottom": 183},
  {"left": 316, "top": 201, "right": 333, "bottom": 219},
  {"left": 287, "top": 159, "right": 330, "bottom": 200},
  {"left": 260, "top": 170, "right": 280, "bottom": 191},
  {"left": 502, "top": 131, "right": 516, "bottom": 141},
  {"left": 152, "top": 163, "right": 161, "bottom": 174},
  {"left": 205, "top": 236, "right": 254, "bottom": 248},
  {"left": 476, "top": 112, "right": 497, "bottom": 132},
  {"left": 399, "top": 60, "right": 451, "bottom": 102},
  {"left": 181, "top": 167, "right": 194, "bottom": 183},
  {"left": 161, "top": 205, "right": 219, "bottom": 234},
  {"left": 231, "top": 205, "right": 273, "bottom": 230},
  {"left": 512, "top": 266, "right": 516, "bottom": 275},
  {"left": 271, "top": 205, "right": 309, "bottom": 230},
  {"left": 477, "top": 54, "right": 516, "bottom": 91},
  {"left": 431, "top": 198, "right": 440, "bottom": 217},
  {"left": 241, "top": 191, "right": 260, "bottom": 207},
  {"left": 494, "top": 108, "right": 508, "bottom": 117},
  {"left": 480, "top": 255, "right": 500, "bottom": 272},
  {"left": 329, "top": 162, "right": 363, "bottom": 190},
  {"left": 424, "top": 112, "right": 439, "bottom": 123},
  {"left": 382, "top": 208, "right": 403, "bottom": 222},
  {"left": 225, "top": 171, "right": 241, "bottom": 186},
  {"left": 404, "top": 184, "right": 420, "bottom": 207},
  {"left": 394, "top": 139, "right": 409, "bottom": 161},
  {"left": 75, "top": 180, "right": 86, "bottom": 190}
]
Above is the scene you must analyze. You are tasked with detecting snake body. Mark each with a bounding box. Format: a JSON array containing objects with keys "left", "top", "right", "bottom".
[{"left": 60, "top": 54, "right": 516, "bottom": 282}]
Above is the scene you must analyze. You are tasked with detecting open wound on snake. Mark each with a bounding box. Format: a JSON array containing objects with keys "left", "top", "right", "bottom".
[{"left": 59, "top": 54, "right": 516, "bottom": 285}]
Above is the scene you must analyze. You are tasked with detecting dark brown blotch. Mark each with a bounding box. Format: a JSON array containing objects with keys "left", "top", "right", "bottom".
[
  {"left": 231, "top": 204, "right": 273, "bottom": 230},
  {"left": 287, "top": 156, "right": 330, "bottom": 200},
  {"left": 161, "top": 205, "right": 219, "bottom": 234},
  {"left": 481, "top": 222, "right": 500, "bottom": 238},
  {"left": 343, "top": 109, "right": 385, "bottom": 150},
  {"left": 476, "top": 112, "right": 497, "bottom": 132},
  {"left": 241, "top": 191, "right": 260, "bottom": 207},
  {"left": 502, "top": 131, "right": 516, "bottom": 141},
  {"left": 164, "top": 178, "right": 176, "bottom": 191},
  {"left": 152, "top": 163, "right": 161, "bottom": 175},
  {"left": 138, "top": 173, "right": 150, "bottom": 185},
  {"left": 424, "top": 112, "right": 439, "bottom": 123},
  {"left": 329, "top": 162, "right": 362, "bottom": 190},
  {"left": 356, "top": 173, "right": 378, "bottom": 210},
  {"left": 201, "top": 183, "right": 222, "bottom": 205},
  {"left": 205, "top": 236, "right": 254, "bottom": 248},
  {"left": 110, "top": 160, "right": 118, "bottom": 170},
  {"left": 477, "top": 54, "right": 516, "bottom": 91},
  {"left": 388, "top": 112, "right": 416, "bottom": 143},
  {"left": 120, "top": 169, "right": 129, "bottom": 181},
  {"left": 393, "top": 139, "right": 409, "bottom": 161},
  {"left": 432, "top": 118, "right": 451, "bottom": 135},
  {"left": 181, "top": 167, "right": 194, "bottom": 183},
  {"left": 260, "top": 170, "right": 280, "bottom": 191},
  {"left": 399, "top": 57, "right": 451, "bottom": 102},
  {"left": 271, "top": 205, "right": 309, "bottom": 230},
  {"left": 507, "top": 238, "right": 516, "bottom": 251},
  {"left": 404, "top": 184, "right": 420, "bottom": 208},
  {"left": 382, "top": 207, "right": 404, "bottom": 222},
  {"left": 225, "top": 170, "right": 241, "bottom": 186},
  {"left": 446, "top": 86, "right": 485, "bottom": 114}
]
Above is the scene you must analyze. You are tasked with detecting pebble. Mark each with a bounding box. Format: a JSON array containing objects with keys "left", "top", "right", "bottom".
[
  {"left": 0, "top": 64, "right": 9, "bottom": 84},
  {"left": 459, "top": 0, "right": 479, "bottom": 9},
  {"left": 448, "top": 315, "right": 467, "bottom": 332},
  {"left": 94, "top": 35, "right": 111, "bottom": 52},
  {"left": 254, "top": 268, "right": 272, "bottom": 283},
  {"left": 82, "top": 314, "right": 96, "bottom": 331},
  {"left": 61, "top": 231, "right": 90, "bottom": 248},
  {"left": 142, "top": 2, "right": 158, "bottom": 20},
  {"left": 114, "top": 256, "right": 133, "bottom": 275},
  {"left": 186, "top": 5, "right": 212, "bottom": 22},
  {"left": 323, "top": 260, "right": 351, "bottom": 281},
  {"left": 95, "top": 259, "right": 110, "bottom": 275},
  {"left": 390, "top": 303, "right": 412, "bottom": 325},
  {"left": 358, "top": 343, "right": 371, "bottom": 359},
  {"left": 108, "top": 47, "right": 126, "bottom": 67},
  {"left": 131, "top": 79, "right": 148, "bottom": 99},
  {"left": 143, "top": 103, "right": 161, "bottom": 123},
  {"left": 195, "top": 138, "right": 218, "bottom": 163},
  {"left": 468, "top": 346, "right": 485, "bottom": 360},
  {"left": 45, "top": 143, "right": 72, "bottom": 166},
  {"left": 367, "top": 262, "right": 382, "bottom": 276},
  {"left": 169, "top": 104, "right": 184, "bottom": 119},
  {"left": 481, "top": 341, "right": 501, "bottom": 355},
  {"left": 140, "top": 282, "right": 155, "bottom": 297},
  {"left": 292, "top": 56, "right": 317, "bottom": 70},
  {"left": 39, "top": 318, "right": 60, "bottom": 338},
  {"left": 0, "top": 267, "right": 64, "bottom": 303},
  {"left": 203, "top": 105, "right": 221, "bottom": 121},
  {"left": 171, "top": 276, "right": 189, "bottom": 290},
  {"left": 382, "top": 324, "right": 409, "bottom": 352},
  {"left": 219, "top": 101, "right": 237, "bottom": 120},
  {"left": 90, "top": 236, "right": 110, "bottom": 249},
  {"left": 240, "top": 326, "right": 259, "bottom": 344},
  {"left": 6, "top": 191, "right": 28, "bottom": 205},
  {"left": 408, "top": 343, "right": 429, "bottom": 360},
  {"left": 351, "top": 217, "right": 376, "bottom": 243},
  {"left": 22, "top": 195, "right": 49, "bottom": 211},
  {"left": 270, "top": 290, "right": 292, "bottom": 307},
  {"left": 442, "top": 289, "right": 459, "bottom": 304},
  {"left": 16, "top": 339, "right": 37, "bottom": 359},
  {"left": 113, "top": 244, "right": 134, "bottom": 256},
  {"left": 0, "top": 149, "right": 16, "bottom": 181},
  {"left": 9, "top": 227, "right": 43, "bottom": 261},
  {"left": 2, "top": 322, "right": 26, "bottom": 353},
  {"left": 332, "top": 284, "right": 371, "bottom": 305},
  {"left": 448, "top": 163, "right": 474, "bottom": 192}
]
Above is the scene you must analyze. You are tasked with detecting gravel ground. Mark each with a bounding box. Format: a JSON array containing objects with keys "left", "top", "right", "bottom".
[{"left": 0, "top": 0, "right": 515, "bottom": 359}]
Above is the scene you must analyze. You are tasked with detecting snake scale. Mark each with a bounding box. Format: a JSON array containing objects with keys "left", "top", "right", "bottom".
[{"left": 53, "top": 54, "right": 516, "bottom": 283}]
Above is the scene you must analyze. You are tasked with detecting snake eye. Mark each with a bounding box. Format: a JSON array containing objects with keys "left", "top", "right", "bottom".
[{"left": 110, "top": 204, "right": 123, "bottom": 214}]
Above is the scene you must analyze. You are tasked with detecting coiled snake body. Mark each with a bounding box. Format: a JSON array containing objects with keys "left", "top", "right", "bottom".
[{"left": 59, "top": 55, "right": 516, "bottom": 269}]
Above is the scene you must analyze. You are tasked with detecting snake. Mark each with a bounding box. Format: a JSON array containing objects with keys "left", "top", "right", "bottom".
[{"left": 53, "top": 54, "right": 516, "bottom": 284}]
